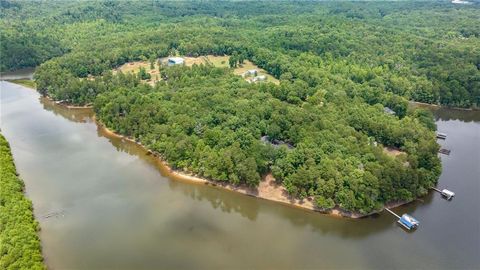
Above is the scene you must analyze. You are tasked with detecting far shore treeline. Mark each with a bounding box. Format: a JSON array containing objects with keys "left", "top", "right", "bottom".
[
  {"left": 2, "top": 1, "right": 478, "bottom": 108},
  {"left": 2, "top": 0, "right": 478, "bottom": 214}
]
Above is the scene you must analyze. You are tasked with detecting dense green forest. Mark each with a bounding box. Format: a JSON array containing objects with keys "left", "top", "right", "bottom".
[
  {"left": 93, "top": 65, "right": 440, "bottom": 213},
  {"left": 2, "top": 0, "right": 477, "bottom": 213},
  {"left": 2, "top": 0, "right": 479, "bottom": 107},
  {"left": 0, "top": 134, "right": 45, "bottom": 270}
]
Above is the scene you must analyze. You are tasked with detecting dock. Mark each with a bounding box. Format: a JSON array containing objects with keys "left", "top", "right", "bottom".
[
  {"left": 432, "top": 187, "right": 455, "bottom": 200},
  {"left": 384, "top": 208, "right": 419, "bottom": 230},
  {"left": 439, "top": 148, "right": 451, "bottom": 155},
  {"left": 436, "top": 132, "right": 447, "bottom": 140},
  {"left": 384, "top": 208, "right": 400, "bottom": 219}
]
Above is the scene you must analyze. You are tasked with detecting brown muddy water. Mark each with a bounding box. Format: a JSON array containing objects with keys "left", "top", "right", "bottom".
[{"left": 1, "top": 80, "right": 479, "bottom": 269}]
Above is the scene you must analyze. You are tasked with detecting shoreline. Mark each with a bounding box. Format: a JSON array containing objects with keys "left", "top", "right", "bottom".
[
  {"left": 3, "top": 80, "right": 93, "bottom": 109},
  {"left": 44, "top": 96, "right": 93, "bottom": 109},
  {"left": 95, "top": 117, "right": 415, "bottom": 219},
  {"left": 409, "top": 100, "right": 478, "bottom": 111},
  {"left": 7, "top": 80, "right": 419, "bottom": 219}
]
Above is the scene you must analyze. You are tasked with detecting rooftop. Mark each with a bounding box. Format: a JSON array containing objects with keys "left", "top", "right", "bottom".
[{"left": 168, "top": 57, "right": 185, "bottom": 63}]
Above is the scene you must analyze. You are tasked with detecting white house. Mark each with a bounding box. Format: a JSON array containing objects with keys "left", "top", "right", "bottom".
[{"left": 243, "top": 69, "right": 257, "bottom": 77}]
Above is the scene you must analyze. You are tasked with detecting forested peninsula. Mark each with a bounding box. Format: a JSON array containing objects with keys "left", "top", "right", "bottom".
[{"left": 2, "top": 1, "right": 478, "bottom": 215}]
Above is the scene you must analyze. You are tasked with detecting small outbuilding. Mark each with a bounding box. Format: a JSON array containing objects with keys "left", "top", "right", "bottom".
[
  {"left": 252, "top": 75, "right": 267, "bottom": 82},
  {"left": 167, "top": 57, "right": 185, "bottom": 66},
  {"left": 243, "top": 69, "right": 258, "bottom": 77}
]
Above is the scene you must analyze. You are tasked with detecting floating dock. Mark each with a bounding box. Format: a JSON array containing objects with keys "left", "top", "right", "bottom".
[
  {"left": 432, "top": 187, "right": 455, "bottom": 200},
  {"left": 436, "top": 132, "right": 447, "bottom": 140},
  {"left": 439, "top": 148, "right": 451, "bottom": 155},
  {"left": 384, "top": 208, "right": 419, "bottom": 230}
]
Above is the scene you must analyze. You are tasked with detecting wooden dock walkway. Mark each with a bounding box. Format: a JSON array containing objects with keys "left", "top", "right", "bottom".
[{"left": 384, "top": 208, "right": 400, "bottom": 219}]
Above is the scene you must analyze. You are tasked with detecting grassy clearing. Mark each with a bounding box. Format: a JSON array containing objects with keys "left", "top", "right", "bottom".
[
  {"left": 184, "top": 55, "right": 230, "bottom": 68},
  {"left": 0, "top": 134, "right": 45, "bottom": 269},
  {"left": 156, "top": 55, "right": 229, "bottom": 68},
  {"left": 9, "top": 79, "right": 36, "bottom": 89},
  {"left": 114, "top": 61, "right": 161, "bottom": 86},
  {"left": 115, "top": 55, "right": 279, "bottom": 85},
  {"left": 233, "top": 60, "right": 279, "bottom": 85},
  {"left": 185, "top": 56, "right": 278, "bottom": 84}
]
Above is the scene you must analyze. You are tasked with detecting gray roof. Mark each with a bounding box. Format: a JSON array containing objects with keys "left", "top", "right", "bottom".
[{"left": 384, "top": 107, "right": 396, "bottom": 115}]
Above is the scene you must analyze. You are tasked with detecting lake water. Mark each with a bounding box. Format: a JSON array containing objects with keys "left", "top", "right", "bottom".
[{"left": 1, "top": 81, "right": 479, "bottom": 269}]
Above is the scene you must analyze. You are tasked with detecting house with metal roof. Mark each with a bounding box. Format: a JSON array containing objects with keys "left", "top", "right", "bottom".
[{"left": 167, "top": 57, "right": 185, "bottom": 66}]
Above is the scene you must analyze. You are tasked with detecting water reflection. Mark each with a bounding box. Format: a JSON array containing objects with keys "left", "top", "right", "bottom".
[
  {"left": 168, "top": 180, "right": 260, "bottom": 221},
  {"left": 40, "top": 97, "right": 94, "bottom": 123},
  {"left": 411, "top": 103, "right": 480, "bottom": 122},
  {"left": 36, "top": 87, "right": 418, "bottom": 237},
  {"left": 0, "top": 68, "right": 35, "bottom": 80},
  {"left": 433, "top": 107, "right": 480, "bottom": 122},
  {"left": 3, "top": 81, "right": 479, "bottom": 269}
]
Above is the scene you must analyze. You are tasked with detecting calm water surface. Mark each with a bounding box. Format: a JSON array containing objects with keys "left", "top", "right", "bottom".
[{"left": 1, "top": 81, "right": 479, "bottom": 269}]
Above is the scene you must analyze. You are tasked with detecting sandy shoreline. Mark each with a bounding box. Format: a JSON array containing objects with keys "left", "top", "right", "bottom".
[
  {"left": 9, "top": 80, "right": 417, "bottom": 218},
  {"left": 95, "top": 117, "right": 416, "bottom": 219}
]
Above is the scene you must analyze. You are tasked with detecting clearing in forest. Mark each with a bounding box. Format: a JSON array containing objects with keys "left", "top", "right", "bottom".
[
  {"left": 114, "top": 55, "right": 279, "bottom": 86},
  {"left": 183, "top": 55, "right": 230, "bottom": 67},
  {"left": 183, "top": 56, "right": 279, "bottom": 84},
  {"left": 233, "top": 60, "right": 279, "bottom": 85},
  {"left": 383, "top": 146, "right": 406, "bottom": 158},
  {"left": 114, "top": 61, "right": 162, "bottom": 86}
]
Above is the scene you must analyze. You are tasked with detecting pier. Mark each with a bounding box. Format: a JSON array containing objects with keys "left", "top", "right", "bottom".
[
  {"left": 384, "top": 208, "right": 419, "bottom": 230},
  {"left": 384, "top": 208, "right": 400, "bottom": 219},
  {"left": 439, "top": 148, "right": 451, "bottom": 155},
  {"left": 436, "top": 132, "right": 447, "bottom": 140}
]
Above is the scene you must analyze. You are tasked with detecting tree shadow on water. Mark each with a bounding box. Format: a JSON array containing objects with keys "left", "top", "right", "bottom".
[
  {"left": 40, "top": 97, "right": 94, "bottom": 123},
  {"left": 42, "top": 99, "right": 434, "bottom": 239}
]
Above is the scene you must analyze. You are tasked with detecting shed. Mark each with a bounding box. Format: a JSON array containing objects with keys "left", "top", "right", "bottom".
[
  {"left": 252, "top": 75, "right": 267, "bottom": 82},
  {"left": 246, "top": 69, "right": 257, "bottom": 76},
  {"left": 167, "top": 57, "right": 185, "bottom": 66}
]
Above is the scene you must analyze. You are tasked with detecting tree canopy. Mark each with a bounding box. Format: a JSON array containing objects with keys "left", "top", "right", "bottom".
[
  {"left": 2, "top": 0, "right": 479, "bottom": 107},
  {"left": 1, "top": 0, "right": 468, "bottom": 213}
]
